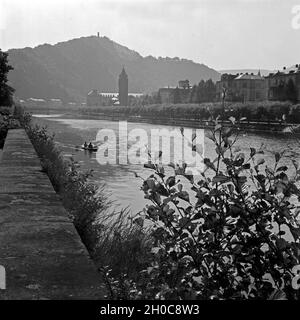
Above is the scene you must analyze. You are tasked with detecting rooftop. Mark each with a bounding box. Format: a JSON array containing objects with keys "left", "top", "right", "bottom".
[
  {"left": 267, "top": 64, "right": 300, "bottom": 77},
  {"left": 28, "top": 98, "right": 46, "bottom": 102},
  {"left": 235, "top": 73, "right": 264, "bottom": 80},
  {"left": 87, "top": 90, "right": 100, "bottom": 96}
]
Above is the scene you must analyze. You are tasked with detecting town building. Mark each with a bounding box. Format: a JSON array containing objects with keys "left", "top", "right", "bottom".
[
  {"left": 158, "top": 87, "right": 175, "bottom": 104},
  {"left": 265, "top": 65, "right": 300, "bottom": 102},
  {"left": 216, "top": 72, "right": 267, "bottom": 102},
  {"left": 158, "top": 80, "right": 191, "bottom": 104},
  {"left": 86, "top": 89, "right": 102, "bottom": 106},
  {"left": 118, "top": 67, "right": 128, "bottom": 106},
  {"left": 26, "top": 98, "right": 47, "bottom": 107},
  {"left": 178, "top": 79, "right": 190, "bottom": 90},
  {"left": 49, "top": 98, "right": 63, "bottom": 107}
]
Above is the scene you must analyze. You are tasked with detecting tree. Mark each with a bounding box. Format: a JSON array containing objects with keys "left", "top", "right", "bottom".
[
  {"left": 197, "top": 80, "right": 206, "bottom": 103},
  {"left": 0, "top": 49, "right": 14, "bottom": 106},
  {"left": 204, "top": 79, "right": 216, "bottom": 102},
  {"left": 173, "top": 87, "right": 181, "bottom": 104},
  {"left": 189, "top": 85, "right": 198, "bottom": 103},
  {"left": 285, "top": 79, "right": 298, "bottom": 103},
  {"left": 154, "top": 92, "right": 161, "bottom": 104},
  {"left": 274, "top": 81, "right": 286, "bottom": 101}
]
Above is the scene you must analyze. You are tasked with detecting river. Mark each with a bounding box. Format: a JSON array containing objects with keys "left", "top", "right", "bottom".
[{"left": 31, "top": 112, "right": 299, "bottom": 215}]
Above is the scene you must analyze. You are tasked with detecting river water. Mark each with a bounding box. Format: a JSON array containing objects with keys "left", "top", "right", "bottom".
[{"left": 31, "top": 113, "right": 299, "bottom": 215}]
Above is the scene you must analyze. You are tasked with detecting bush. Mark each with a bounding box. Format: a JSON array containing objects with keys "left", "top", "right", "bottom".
[
  {"left": 0, "top": 106, "right": 12, "bottom": 116},
  {"left": 0, "top": 106, "right": 21, "bottom": 148},
  {"left": 123, "top": 118, "right": 300, "bottom": 299}
]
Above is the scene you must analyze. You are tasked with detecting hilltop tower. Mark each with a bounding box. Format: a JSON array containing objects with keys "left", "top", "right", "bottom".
[{"left": 118, "top": 67, "right": 128, "bottom": 106}]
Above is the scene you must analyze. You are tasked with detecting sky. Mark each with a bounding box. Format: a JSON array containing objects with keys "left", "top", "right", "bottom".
[{"left": 0, "top": 0, "right": 300, "bottom": 70}]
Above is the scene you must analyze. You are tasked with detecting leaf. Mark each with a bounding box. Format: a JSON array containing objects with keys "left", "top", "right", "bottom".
[
  {"left": 222, "top": 127, "right": 232, "bottom": 137},
  {"left": 204, "top": 158, "right": 216, "bottom": 171},
  {"left": 250, "top": 147, "right": 256, "bottom": 158},
  {"left": 216, "top": 146, "right": 226, "bottom": 156},
  {"left": 153, "top": 192, "right": 161, "bottom": 204},
  {"left": 214, "top": 124, "right": 222, "bottom": 131},
  {"left": 133, "top": 217, "right": 144, "bottom": 227},
  {"left": 184, "top": 174, "right": 194, "bottom": 184},
  {"left": 157, "top": 165, "right": 165, "bottom": 175},
  {"left": 242, "top": 163, "right": 251, "bottom": 170},
  {"left": 229, "top": 116, "right": 236, "bottom": 124},
  {"left": 290, "top": 226, "right": 300, "bottom": 240},
  {"left": 256, "top": 158, "right": 265, "bottom": 166},
  {"left": 204, "top": 158, "right": 211, "bottom": 165},
  {"left": 192, "top": 143, "right": 203, "bottom": 155},
  {"left": 276, "top": 238, "right": 287, "bottom": 250},
  {"left": 275, "top": 152, "right": 280, "bottom": 163},
  {"left": 146, "top": 179, "right": 155, "bottom": 190},
  {"left": 178, "top": 191, "right": 190, "bottom": 202},
  {"left": 228, "top": 184, "right": 235, "bottom": 193},
  {"left": 166, "top": 176, "right": 176, "bottom": 187},
  {"left": 276, "top": 166, "right": 288, "bottom": 172},
  {"left": 179, "top": 217, "right": 190, "bottom": 228},
  {"left": 212, "top": 174, "right": 230, "bottom": 184},
  {"left": 156, "top": 183, "right": 169, "bottom": 196},
  {"left": 168, "top": 162, "right": 175, "bottom": 169},
  {"left": 144, "top": 163, "right": 156, "bottom": 170},
  {"left": 292, "top": 159, "right": 299, "bottom": 170}
]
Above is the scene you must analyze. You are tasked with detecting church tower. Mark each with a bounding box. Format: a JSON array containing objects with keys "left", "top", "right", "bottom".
[{"left": 118, "top": 67, "right": 128, "bottom": 106}]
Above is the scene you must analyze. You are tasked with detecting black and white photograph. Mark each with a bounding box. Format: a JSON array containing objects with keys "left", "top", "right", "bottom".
[{"left": 1, "top": 0, "right": 300, "bottom": 309}]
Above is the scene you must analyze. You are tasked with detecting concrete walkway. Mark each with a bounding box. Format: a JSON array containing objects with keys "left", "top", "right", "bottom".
[{"left": 0, "top": 129, "right": 104, "bottom": 299}]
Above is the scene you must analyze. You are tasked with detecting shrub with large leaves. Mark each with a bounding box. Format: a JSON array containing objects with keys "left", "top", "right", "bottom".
[{"left": 133, "top": 118, "right": 300, "bottom": 299}]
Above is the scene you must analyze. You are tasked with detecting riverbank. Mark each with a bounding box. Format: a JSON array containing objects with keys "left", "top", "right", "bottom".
[
  {"left": 25, "top": 100, "right": 300, "bottom": 133},
  {"left": 79, "top": 113, "right": 294, "bottom": 133}
]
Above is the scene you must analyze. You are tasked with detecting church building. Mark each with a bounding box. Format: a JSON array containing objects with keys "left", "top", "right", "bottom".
[{"left": 118, "top": 67, "right": 128, "bottom": 106}]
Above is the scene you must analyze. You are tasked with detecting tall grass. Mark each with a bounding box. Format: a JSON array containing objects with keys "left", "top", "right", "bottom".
[{"left": 22, "top": 119, "right": 152, "bottom": 294}]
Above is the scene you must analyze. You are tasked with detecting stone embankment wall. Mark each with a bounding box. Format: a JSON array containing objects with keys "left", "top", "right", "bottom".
[{"left": 0, "top": 129, "right": 104, "bottom": 299}]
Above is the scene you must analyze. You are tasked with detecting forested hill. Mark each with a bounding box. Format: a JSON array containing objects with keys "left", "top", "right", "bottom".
[{"left": 7, "top": 36, "right": 220, "bottom": 102}]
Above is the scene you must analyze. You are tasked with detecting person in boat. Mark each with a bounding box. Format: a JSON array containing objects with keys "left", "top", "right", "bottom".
[
  {"left": 83, "top": 141, "right": 88, "bottom": 148},
  {"left": 88, "top": 142, "right": 93, "bottom": 149}
]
